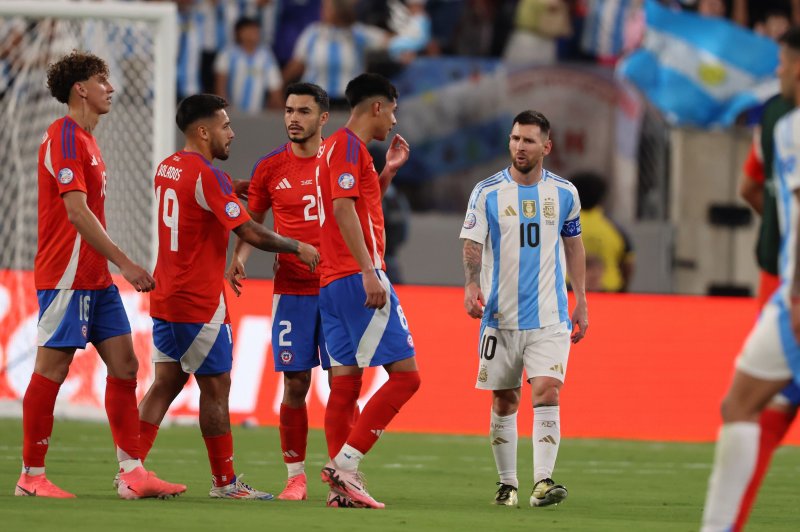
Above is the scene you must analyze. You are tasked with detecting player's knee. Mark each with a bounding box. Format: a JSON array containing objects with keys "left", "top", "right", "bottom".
[
  {"left": 392, "top": 369, "right": 421, "bottom": 394},
  {"left": 533, "top": 386, "right": 560, "bottom": 407},
  {"left": 720, "top": 394, "right": 754, "bottom": 422}
]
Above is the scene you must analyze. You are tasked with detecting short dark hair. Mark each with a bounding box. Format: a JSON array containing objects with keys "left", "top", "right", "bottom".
[
  {"left": 570, "top": 171, "right": 607, "bottom": 210},
  {"left": 344, "top": 73, "right": 398, "bottom": 108},
  {"left": 285, "top": 82, "right": 330, "bottom": 112},
  {"left": 234, "top": 16, "right": 260, "bottom": 40},
  {"left": 46, "top": 51, "right": 109, "bottom": 104},
  {"left": 778, "top": 26, "right": 800, "bottom": 51},
  {"left": 176, "top": 94, "right": 228, "bottom": 132},
  {"left": 512, "top": 110, "right": 551, "bottom": 138}
]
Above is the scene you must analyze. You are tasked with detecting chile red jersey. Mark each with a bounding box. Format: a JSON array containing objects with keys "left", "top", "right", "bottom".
[
  {"left": 248, "top": 143, "right": 321, "bottom": 295},
  {"left": 35, "top": 116, "right": 112, "bottom": 290},
  {"left": 316, "top": 128, "right": 385, "bottom": 286},
  {"left": 150, "top": 151, "right": 251, "bottom": 323}
]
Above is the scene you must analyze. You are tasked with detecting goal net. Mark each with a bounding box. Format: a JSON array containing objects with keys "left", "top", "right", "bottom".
[{"left": 0, "top": 1, "right": 176, "bottom": 407}]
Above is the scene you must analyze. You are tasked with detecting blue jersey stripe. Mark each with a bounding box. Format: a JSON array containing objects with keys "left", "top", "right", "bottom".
[
  {"left": 60, "top": 119, "right": 68, "bottom": 159},
  {"left": 183, "top": 151, "right": 233, "bottom": 194},
  {"left": 518, "top": 186, "right": 540, "bottom": 329},
  {"left": 250, "top": 144, "right": 287, "bottom": 178},
  {"left": 66, "top": 120, "right": 76, "bottom": 160},
  {"left": 468, "top": 172, "right": 507, "bottom": 209},
  {"left": 554, "top": 233, "right": 569, "bottom": 327},
  {"left": 485, "top": 190, "right": 501, "bottom": 328},
  {"left": 241, "top": 53, "right": 255, "bottom": 111}
]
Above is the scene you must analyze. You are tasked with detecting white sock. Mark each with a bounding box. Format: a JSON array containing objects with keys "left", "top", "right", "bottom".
[
  {"left": 287, "top": 461, "right": 305, "bottom": 478},
  {"left": 490, "top": 410, "right": 518, "bottom": 488},
  {"left": 334, "top": 444, "right": 364, "bottom": 472},
  {"left": 701, "top": 422, "right": 759, "bottom": 532},
  {"left": 119, "top": 458, "right": 143, "bottom": 473},
  {"left": 22, "top": 465, "right": 45, "bottom": 476},
  {"left": 533, "top": 406, "right": 560, "bottom": 483}
]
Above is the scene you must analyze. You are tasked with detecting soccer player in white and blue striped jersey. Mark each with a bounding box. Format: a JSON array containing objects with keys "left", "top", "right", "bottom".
[{"left": 460, "top": 110, "right": 588, "bottom": 509}]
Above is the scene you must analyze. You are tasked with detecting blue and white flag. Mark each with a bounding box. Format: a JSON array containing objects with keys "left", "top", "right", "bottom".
[{"left": 617, "top": 0, "right": 778, "bottom": 128}]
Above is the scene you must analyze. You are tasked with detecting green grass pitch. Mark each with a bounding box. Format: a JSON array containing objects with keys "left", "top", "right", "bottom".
[{"left": 1, "top": 419, "right": 799, "bottom": 531}]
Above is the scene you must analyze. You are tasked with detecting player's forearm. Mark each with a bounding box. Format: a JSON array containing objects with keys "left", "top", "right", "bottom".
[
  {"left": 333, "top": 198, "right": 376, "bottom": 273},
  {"left": 462, "top": 239, "right": 483, "bottom": 287},
  {"left": 233, "top": 210, "right": 267, "bottom": 263},
  {"left": 564, "top": 237, "right": 588, "bottom": 304},
  {"left": 378, "top": 168, "right": 396, "bottom": 197},
  {"left": 67, "top": 205, "right": 131, "bottom": 269},
  {"left": 235, "top": 220, "right": 299, "bottom": 255}
]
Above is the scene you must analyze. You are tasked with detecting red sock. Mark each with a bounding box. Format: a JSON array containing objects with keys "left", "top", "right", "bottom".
[
  {"left": 203, "top": 432, "right": 235, "bottom": 487},
  {"left": 325, "top": 374, "right": 362, "bottom": 459},
  {"left": 105, "top": 376, "right": 140, "bottom": 460},
  {"left": 22, "top": 373, "right": 61, "bottom": 468},
  {"left": 280, "top": 403, "right": 308, "bottom": 463},
  {"left": 347, "top": 371, "right": 421, "bottom": 455},
  {"left": 734, "top": 408, "right": 795, "bottom": 530},
  {"left": 139, "top": 420, "right": 160, "bottom": 462}
]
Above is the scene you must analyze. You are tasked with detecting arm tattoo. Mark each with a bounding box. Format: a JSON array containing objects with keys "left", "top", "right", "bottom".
[{"left": 463, "top": 240, "right": 483, "bottom": 286}]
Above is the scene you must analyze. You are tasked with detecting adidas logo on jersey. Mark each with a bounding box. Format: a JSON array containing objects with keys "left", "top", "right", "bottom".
[
  {"left": 90, "top": 154, "right": 99, "bottom": 166},
  {"left": 371, "top": 429, "right": 384, "bottom": 438},
  {"left": 538, "top": 435, "right": 557, "bottom": 445},
  {"left": 274, "top": 178, "right": 292, "bottom": 190},
  {"left": 502, "top": 206, "right": 517, "bottom": 217},
  {"left": 283, "top": 450, "right": 300, "bottom": 458}
]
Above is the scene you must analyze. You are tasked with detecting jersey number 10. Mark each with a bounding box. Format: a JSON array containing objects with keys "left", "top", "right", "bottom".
[{"left": 519, "top": 222, "right": 540, "bottom": 248}]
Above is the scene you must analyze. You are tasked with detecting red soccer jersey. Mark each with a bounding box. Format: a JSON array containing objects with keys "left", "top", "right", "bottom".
[
  {"left": 248, "top": 143, "right": 321, "bottom": 295},
  {"left": 35, "top": 116, "right": 112, "bottom": 290},
  {"left": 150, "top": 151, "right": 251, "bottom": 323},
  {"left": 317, "top": 128, "right": 385, "bottom": 286}
]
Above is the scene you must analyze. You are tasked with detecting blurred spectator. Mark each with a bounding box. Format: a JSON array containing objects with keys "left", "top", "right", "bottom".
[
  {"left": 382, "top": 183, "right": 411, "bottom": 284},
  {"left": 452, "top": 0, "right": 496, "bottom": 56},
  {"left": 283, "top": 0, "right": 428, "bottom": 103},
  {"left": 580, "top": 0, "right": 644, "bottom": 65},
  {"left": 503, "top": 0, "right": 573, "bottom": 66},
  {"left": 207, "top": 0, "right": 271, "bottom": 51},
  {"left": 214, "top": 17, "right": 283, "bottom": 113},
  {"left": 176, "top": 0, "right": 214, "bottom": 100},
  {"left": 571, "top": 171, "right": 635, "bottom": 292},
  {"left": 754, "top": 9, "right": 792, "bottom": 39},
  {"left": 270, "top": 0, "right": 322, "bottom": 67}
]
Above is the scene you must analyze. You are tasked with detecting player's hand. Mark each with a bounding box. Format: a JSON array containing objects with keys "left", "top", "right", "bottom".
[
  {"left": 226, "top": 257, "right": 247, "bottom": 297},
  {"left": 232, "top": 179, "right": 250, "bottom": 201},
  {"left": 120, "top": 260, "right": 156, "bottom": 293},
  {"left": 363, "top": 270, "right": 388, "bottom": 309},
  {"left": 464, "top": 282, "right": 485, "bottom": 319},
  {"left": 384, "top": 134, "right": 410, "bottom": 175},
  {"left": 570, "top": 301, "right": 588, "bottom": 343},
  {"left": 296, "top": 242, "right": 320, "bottom": 272},
  {"left": 791, "top": 298, "right": 800, "bottom": 344}
]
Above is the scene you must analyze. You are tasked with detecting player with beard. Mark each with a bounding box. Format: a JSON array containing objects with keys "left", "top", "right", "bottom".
[
  {"left": 137, "top": 93, "right": 319, "bottom": 499},
  {"left": 226, "top": 82, "right": 353, "bottom": 505},
  {"left": 460, "top": 110, "right": 588, "bottom": 508}
]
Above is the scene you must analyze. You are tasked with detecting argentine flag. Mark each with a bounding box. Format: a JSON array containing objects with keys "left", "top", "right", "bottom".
[{"left": 617, "top": 0, "right": 778, "bottom": 128}]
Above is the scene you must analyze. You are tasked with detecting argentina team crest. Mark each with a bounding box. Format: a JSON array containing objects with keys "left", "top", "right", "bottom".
[{"left": 522, "top": 200, "right": 536, "bottom": 219}]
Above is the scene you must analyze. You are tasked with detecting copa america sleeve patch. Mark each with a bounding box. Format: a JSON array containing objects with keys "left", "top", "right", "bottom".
[
  {"left": 463, "top": 212, "right": 477, "bottom": 229},
  {"left": 337, "top": 173, "right": 355, "bottom": 190},
  {"left": 225, "top": 201, "right": 241, "bottom": 218},
  {"left": 57, "top": 168, "right": 74, "bottom": 184},
  {"left": 561, "top": 217, "right": 581, "bottom": 237}
]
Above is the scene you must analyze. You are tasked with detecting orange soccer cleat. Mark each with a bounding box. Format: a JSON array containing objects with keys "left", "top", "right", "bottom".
[{"left": 15, "top": 473, "right": 76, "bottom": 498}]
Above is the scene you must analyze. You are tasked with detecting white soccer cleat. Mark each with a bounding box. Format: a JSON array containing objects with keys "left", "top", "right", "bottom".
[{"left": 209, "top": 474, "right": 274, "bottom": 500}]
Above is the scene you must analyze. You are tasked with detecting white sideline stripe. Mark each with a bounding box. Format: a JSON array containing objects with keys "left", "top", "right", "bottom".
[
  {"left": 195, "top": 173, "right": 211, "bottom": 211},
  {"left": 55, "top": 235, "right": 81, "bottom": 289},
  {"left": 180, "top": 293, "right": 227, "bottom": 372},
  {"left": 355, "top": 271, "right": 392, "bottom": 367},
  {"left": 37, "top": 289, "right": 75, "bottom": 345}
]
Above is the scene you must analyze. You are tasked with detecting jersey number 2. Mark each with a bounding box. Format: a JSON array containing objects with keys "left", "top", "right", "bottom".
[
  {"left": 302, "top": 195, "right": 318, "bottom": 222},
  {"left": 156, "top": 186, "right": 179, "bottom": 252}
]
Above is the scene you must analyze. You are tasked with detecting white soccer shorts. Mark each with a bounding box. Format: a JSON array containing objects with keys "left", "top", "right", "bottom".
[
  {"left": 475, "top": 321, "right": 570, "bottom": 390},
  {"left": 735, "top": 300, "right": 794, "bottom": 381}
]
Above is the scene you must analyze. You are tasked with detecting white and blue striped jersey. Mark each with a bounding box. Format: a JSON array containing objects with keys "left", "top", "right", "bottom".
[
  {"left": 177, "top": 5, "right": 212, "bottom": 99},
  {"left": 773, "top": 108, "right": 800, "bottom": 301},
  {"left": 214, "top": 45, "right": 281, "bottom": 114},
  {"left": 292, "top": 22, "right": 386, "bottom": 98},
  {"left": 460, "top": 167, "right": 582, "bottom": 331}
]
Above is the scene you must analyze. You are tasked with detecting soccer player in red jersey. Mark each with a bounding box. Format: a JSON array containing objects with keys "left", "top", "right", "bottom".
[
  {"left": 226, "top": 82, "right": 339, "bottom": 503},
  {"left": 16, "top": 51, "right": 186, "bottom": 499},
  {"left": 316, "top": 73, "right": 420, "bottom": 509},
  {"left": 137, "top": 94, "right": 319, "bottom": 500}
]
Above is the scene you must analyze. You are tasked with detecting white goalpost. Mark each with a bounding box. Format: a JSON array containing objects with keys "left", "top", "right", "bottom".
[{"left": 0, "top": 1, "right": 176, "bottom": 414}]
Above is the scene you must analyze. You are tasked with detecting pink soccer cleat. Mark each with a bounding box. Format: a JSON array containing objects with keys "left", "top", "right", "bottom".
[
  {"left": 277, "top": 473, "right": 307, "bottom": 501},
  {"left": 320, "top": 462, "right": 384, "bottom": 509},
  {"left": 117, "top": 467, "right": 186, "bottom": 500},
  {"left": 15, "top": 473, "right": 75, "bottom": 498}
]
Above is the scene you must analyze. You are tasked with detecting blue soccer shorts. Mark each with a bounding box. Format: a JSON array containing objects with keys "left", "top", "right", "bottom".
[
  {"left": 319, "top": 270, "right": 415, "bottom": 368},
  {"left": 37, "top": 284, "right": 131, "bottom": 349},
  {"left": 271, "top": 293, "right": 329, "bottom": 372},
  {"left": 152, "top": 318, "right": 233, "bottom": 375}
]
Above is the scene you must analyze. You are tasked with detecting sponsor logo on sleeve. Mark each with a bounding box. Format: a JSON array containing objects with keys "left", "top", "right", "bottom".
[
  {"left": 57, "top": 168, "right": 74, "bottom": 184},
  {"left": 463, "top": 212, "right": 477, "bottom": 229},
  {"left": 225, "top": 201, "right": 241, "bottom": 218},
  {"left": 337, "top": 173, "right": 355, "bottom": 190}
]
